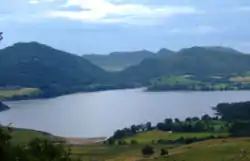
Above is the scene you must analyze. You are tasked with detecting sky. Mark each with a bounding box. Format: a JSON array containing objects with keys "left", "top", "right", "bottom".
[{"left": 0, "top": 0, "right": 250, "bottom": 54}]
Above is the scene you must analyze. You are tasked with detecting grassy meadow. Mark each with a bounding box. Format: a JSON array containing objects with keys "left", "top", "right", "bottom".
[
  {"left": 68, "top": 135, "right": 248, "bottom": 161},
  {"left": 123, "top": 130, "right": 229, "bottom": 144},
  {"left": 8, "top": 128, "right": 237, "bottom": 161},
  {"left": 0, "top": 87, "right": 41, "bottom": 100},
  {"left": 148, "top": 74, "right": 250, "bottom": 91}
]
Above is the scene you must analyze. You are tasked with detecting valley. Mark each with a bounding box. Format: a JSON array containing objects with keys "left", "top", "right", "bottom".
[{"left": 1, "top": 43, "right": 250, "bottom": 101}]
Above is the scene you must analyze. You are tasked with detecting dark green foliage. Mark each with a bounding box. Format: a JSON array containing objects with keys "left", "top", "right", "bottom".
[
  {"left": 160, "top": 148, "right": 169, "bottom": 156},
  {"left": 175, "top": 118, "right": 181, "bottom": 123},
  {"left": 146, "top": 122, "right": 153, "bottom": 131},
  {"left": 113, "top": 123, "right": 150, "bottom": 140},
  {"left": 157, "top": 135, "right": 219, "bottom": 145},
  {"left": 117, "top": 140, "right": 127, "bottom": 145},
  {"left": 191, "top": 117, "right": 200, "bottom": 122},
  {"left": 141, "top": 145, "right": 154, "bottom": 156},
  {"left": 0, "top": 42, "right": 115, "bottom": 98},
  {"left": 214, "top": 101, "right": 250, "bottom": 121},
  {"left": 107, "top": 138, "right": 115, "bottom": 145},
  {"left": 229, "top": 121, "right": 250, "bottom": 137},
  {"left": 213, "top": 101, "right": 250, "bottom": 136},
  {"left": 117, "top": 140, "right": 123, "bottom": 145},
  {"left": 201, "top": 114, "right": 212, "bottom": 121},
  {"left": 130, "top": 139, "right": 138, "bottom": 145},
  {"left": 112, "top": 115, "right": 223, "bottom": 140},
  {"left": 0, "top": 127, "right": 79, "bottom": 161}
]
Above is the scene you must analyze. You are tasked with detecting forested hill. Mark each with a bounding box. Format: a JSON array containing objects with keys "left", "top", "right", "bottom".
[
  {"left": 83, "top": 50, "right": 155, "bottom": 71},
  {"left": 120, "top": 46, "right": 250, "bottom": 84},
  {"left": 0, "top": 42, "right": 111, "bottom": 97},
  {"left": 1, "top": 42, "right": 249, "bottom": 99}
]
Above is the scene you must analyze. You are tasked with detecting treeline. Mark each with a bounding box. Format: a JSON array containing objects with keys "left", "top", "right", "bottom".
[
  {"left": 111, "top": 101, "right": 250, "bottom": 141},
  {"left": 111, "top": 114, "right": 224, "bottom": 140},
  {"left": 148, "top": 83, "right": 250, "bottom": 91},
  {"left": 214, "top": 101, "right": 250, "bottom": 137},
  {"left": 155, "top": 115, "right": 223, "bottom": 133},
  {"left": 156, "top": 135, "right": 225, "bottom": 145}
]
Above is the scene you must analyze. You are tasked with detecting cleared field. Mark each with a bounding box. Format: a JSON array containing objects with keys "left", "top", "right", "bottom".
[
  {"left": 148, "top": 138, "right": 250, "bottom": 161},
  {"left": 8, "top": 128, "right": 243, "bottom": 161},
  {"left": 230, "top": 76, "right": 250, "bottom": 83},
  {"left": 152, "top": 75, "right": 200, "bottom": 86},
  {"left": 71, "top": 137, "right": 250, "bottom": 161},
  {"left": 70, "top": 143, "right": 176, "bottom": 161},
  {"left": 0, "top": 88, "right": 40, "bottom": 99},
  {"left": 123, "top": 130, "right": 229, "bottom": 144}
]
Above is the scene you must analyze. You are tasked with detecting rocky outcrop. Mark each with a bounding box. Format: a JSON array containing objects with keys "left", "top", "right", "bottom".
[{"left": 0, "top": 101, "right": 10, "bottom": 112}]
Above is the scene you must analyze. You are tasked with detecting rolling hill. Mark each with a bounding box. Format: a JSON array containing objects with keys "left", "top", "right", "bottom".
[
  {"left": 1, "top": 42, "right": 250, "bottom": 99},
  {"left": 83, "top": 50, "right": 155, "bottom": 71},
  {"left": 121, "top": 46, "right": 250, "bottom": 84},
  {"left": 0, "top": 42, "right": 111, "bottom": 98}
]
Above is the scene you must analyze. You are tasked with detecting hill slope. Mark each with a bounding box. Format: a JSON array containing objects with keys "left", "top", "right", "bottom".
[
  {"left": 0, "top": 42, "right": 110, "bottom": 98},
  {"left": 121, "top": 47, "right": 250, "bottom": 84},
  {"left": 83, "top": 50, "right": 155, "bottom": 71}
]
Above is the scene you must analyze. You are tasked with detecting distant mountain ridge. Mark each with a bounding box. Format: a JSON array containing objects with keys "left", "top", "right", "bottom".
[
  {"left": 121, "top": 46, "right": 250, "bottom": 84},
  {"left": 83, "top": 50, "right": 155, "bottom": 71},
  {"left": 84, "top": 46, "right": 243, "bottom": 71},
  {"left": 0, "top": 42, "right": 249, "bottom": 99}
]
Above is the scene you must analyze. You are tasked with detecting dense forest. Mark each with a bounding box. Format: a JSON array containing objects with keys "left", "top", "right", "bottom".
[{"left": 0, "top": 42, "right": 129, "bottom": 99}]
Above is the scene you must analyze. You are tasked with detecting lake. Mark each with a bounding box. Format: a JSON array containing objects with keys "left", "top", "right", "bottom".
[{"left": 1, "top": 89, "right": 250, "bottom": 138}]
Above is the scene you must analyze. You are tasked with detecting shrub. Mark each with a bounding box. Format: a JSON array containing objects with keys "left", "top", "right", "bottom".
[
  {"left": 130, "top": 139, "right": 138, "bottom": 145},
  {"left": 160, "top": 148, "right": 169, "bottom": 156},
  {"left": 141, "top": 145, "right": 154, "bottom": 156}
]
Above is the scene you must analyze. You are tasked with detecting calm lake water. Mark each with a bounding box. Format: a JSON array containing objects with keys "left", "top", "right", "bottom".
[{"left": 1, "top": 89, "right": 250, "bottom": 137}]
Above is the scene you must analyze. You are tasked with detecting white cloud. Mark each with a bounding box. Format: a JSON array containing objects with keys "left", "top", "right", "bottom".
[
  {"left": 28, "top": 0, "right": 55, "bottom": 4},
  {"left": 48, "top": 0, "right": 198, "bottom": 24},
  {"left": 29, "top": 0, "right": 41, "bottom": 4},
  {"left": 169, "top": 26, "right": 219, "bottom": 35}
]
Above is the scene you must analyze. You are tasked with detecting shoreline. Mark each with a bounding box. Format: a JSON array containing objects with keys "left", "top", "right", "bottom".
[
  {"left": 0, "top": 87, "right": 139, "bottom": 102},
  {"left": 64, "top": 137, "right": 107, "bottom": 145},
  {"left": 2, "top": 126, "right": 107, "bottom": 145},
  {"left": 3, "top": 86, "right": 250, "bottom": 103}
]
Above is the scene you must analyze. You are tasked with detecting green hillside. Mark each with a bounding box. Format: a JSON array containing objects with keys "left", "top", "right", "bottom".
[
  {"left": 0, "top": 88, "right": 41, "bottom": 100},
  {"left": 1, "top": 43, "right": 250, "bottom": 99},
  {"left": 121, "top": 47, "right": 250, "bottom": 85},
  {"left": 0, "top": 42, "right": 112, "bottom": 99}
]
